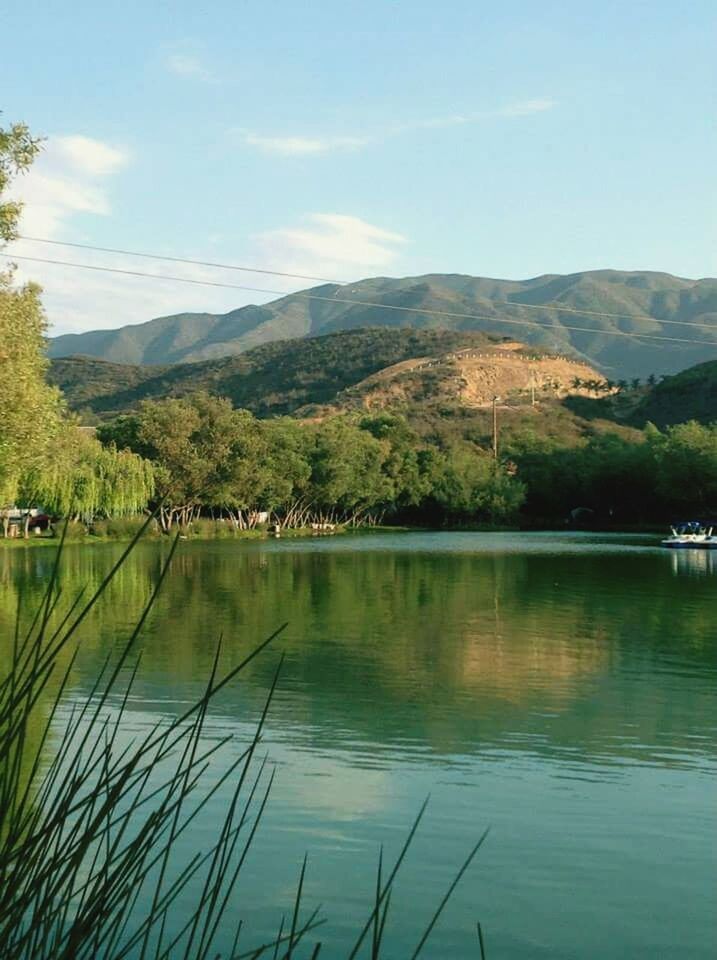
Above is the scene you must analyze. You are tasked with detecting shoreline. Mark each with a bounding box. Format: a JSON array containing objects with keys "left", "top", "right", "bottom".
[{"left": 0, "top": 521, "right": 666, "bottom": 549}]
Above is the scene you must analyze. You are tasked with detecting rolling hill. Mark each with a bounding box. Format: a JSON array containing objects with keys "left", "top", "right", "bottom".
[
  {"left": 49, "top": 328, "right": 515, "bottom": 419},
  {"left": 632, "top": 359, "right": 717, "bottom": 427},
  {"left": 48, "top": 270, "right": 717, "bottom": 379},
  {"left": 50, "top": 326, "right": 655, "bottom": 453}
]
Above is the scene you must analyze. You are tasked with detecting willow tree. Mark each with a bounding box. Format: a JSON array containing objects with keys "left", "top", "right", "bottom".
[
  {"left": 21, "top": 428, "right": 155, "bottom": 523},
  {"left": 0, "top": 120, "right": 64, "bottom": 510}
]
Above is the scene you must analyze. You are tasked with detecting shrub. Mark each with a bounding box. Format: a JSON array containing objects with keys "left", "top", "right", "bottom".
[{"left": 92, "top": 515, "right": 159, "bottom": 539}]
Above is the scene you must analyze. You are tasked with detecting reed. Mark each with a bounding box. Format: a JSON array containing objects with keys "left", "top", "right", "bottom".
[{"left": 0, "top": 518, "right": 487, "bottom": 958}]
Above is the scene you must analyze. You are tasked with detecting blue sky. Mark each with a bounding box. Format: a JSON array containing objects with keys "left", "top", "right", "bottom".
[{"left": 2, "top": 0, "right": 715, "bottom": 334}]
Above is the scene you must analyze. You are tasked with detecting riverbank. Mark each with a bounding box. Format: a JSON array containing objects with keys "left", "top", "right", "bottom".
[
  {"left": 0, "top": 523, "right": 361, "bottom": 548},
  {"left": 0, "top": 520, "right": 670, "bottom": 550}
]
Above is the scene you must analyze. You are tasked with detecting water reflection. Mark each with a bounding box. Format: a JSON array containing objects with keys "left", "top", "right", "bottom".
[
  {"left": 670, "top": 547, "right": 717, "bottom": 577},
  {"left": 1, "top": 533, "right": 716, "bottom": 959}
]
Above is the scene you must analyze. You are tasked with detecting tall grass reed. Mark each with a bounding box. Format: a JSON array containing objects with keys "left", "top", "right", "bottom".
[{"left": 0, "top": 516, "right": 488, "bottom": 958}]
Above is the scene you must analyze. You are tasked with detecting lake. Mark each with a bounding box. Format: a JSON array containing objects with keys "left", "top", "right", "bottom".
[{"left": 2, "top": 532, "right": 716, "bottom": 958}]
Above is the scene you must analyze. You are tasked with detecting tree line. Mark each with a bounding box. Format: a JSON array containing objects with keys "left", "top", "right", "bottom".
[
  {"left": 504, "top": 420, "right": 717, "bottom": 524},
  {"left": 97, "top": 396, "right": 525, "bottom": 531}
]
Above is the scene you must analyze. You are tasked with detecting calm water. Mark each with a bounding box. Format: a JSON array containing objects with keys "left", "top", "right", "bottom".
[{"left": 2, "top": 532, "right": 716, "bottom": 957}]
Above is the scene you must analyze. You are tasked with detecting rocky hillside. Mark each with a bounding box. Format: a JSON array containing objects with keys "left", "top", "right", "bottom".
[
  {"left": 48, "top": 269, "right": 717, "bottom": 378},
  {"left": 333, "top": 343, "right": 603, "bottom": 414},
  {"left": 48, "top": 327, "right": 606, "bottom": 422}
]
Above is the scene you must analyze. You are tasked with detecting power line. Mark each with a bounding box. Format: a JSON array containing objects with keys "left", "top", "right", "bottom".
[
  {"left": 16, "top": 235, "right": 346, "bottom": 285},
  {"left": 14, "top": 234, "right": 717, "bottom": 331},
  {"left": 3, "top": 251, "right": 717, "bottom": 348}
]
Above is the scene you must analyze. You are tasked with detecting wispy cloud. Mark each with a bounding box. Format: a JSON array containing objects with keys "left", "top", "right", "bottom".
[
  {"left": 255, "top": 213, "right": 406, "bottom": 281},
  {"left": 398, "top": 98, "right": 557, "bottom": 131},
  {"left": 495, "top": 97, "right": 556, "bottom": 117},
  {"left": 242, "top": 97, "right": 556, "bottom": 157},
  {"left": 5, "top": 135, "right": 241, "bottom": 334},
  {"left": 164, "top": 53, "right": 213, "bottom": 81},
  {"left": 242, "top": 133, "right": 369, "bottom": 156},
  {"left": 8, "top": 135, "right": 130, "bottom": 237}
]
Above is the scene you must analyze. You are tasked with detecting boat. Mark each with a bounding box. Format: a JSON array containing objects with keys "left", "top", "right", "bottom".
[{"left": 661, "top": 521, "right": 717, "bottom": 549}]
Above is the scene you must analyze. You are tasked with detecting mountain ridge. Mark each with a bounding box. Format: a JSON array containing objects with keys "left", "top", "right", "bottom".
[{"left": 48, "top": 269, "right": 717, "bottom": 378}]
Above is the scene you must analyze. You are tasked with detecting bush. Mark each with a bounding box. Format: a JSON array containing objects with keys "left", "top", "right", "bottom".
[
  {"left": 187, "top": 517, "right": 239, "bottom": 539},
  {"left": 62, "top": 519, "right": 88, "bottom": 540},
  {"left": 92, "top": 515, "right": 159, "bottom": 539}
]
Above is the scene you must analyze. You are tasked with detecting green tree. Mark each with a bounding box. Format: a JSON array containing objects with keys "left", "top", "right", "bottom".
[
  {"left": 359, "top": 412, "right": 432, "bottom": 511},
  {"left": 0, "top": 120, "right": 40, "bottom": 242},
  {"left": 649, "top": 421, "right": 717, "bottom": 514},
  {"left": 101, "top": 393, "right": 269, "bottom": 528},
  {"left": 425, "top": 443, "right": 525, "bottom": 523},
  {"left": 21, "top": 427, "right": 155, "bottom": 523},
  {"left": 0, "top": 278, "right": 65, "bottom": 509},
  {"left": 0, "top": 120, "right": 65, "bottom": 515},
  {"left": 303, "top": 417, "right": 393, "bottom": 521}
]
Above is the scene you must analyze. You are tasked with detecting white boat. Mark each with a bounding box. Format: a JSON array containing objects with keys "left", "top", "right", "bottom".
[{"left": 661, "top": 521, "right": 717, "bottom": 549}]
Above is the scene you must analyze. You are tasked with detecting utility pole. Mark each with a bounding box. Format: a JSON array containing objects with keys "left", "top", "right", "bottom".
[{"left": 492, "top": 395, "right": 500, "bottom": 459}]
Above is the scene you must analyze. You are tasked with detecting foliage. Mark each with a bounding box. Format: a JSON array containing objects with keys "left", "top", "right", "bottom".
[
  {"left": 91, "top": 515, "right": 159, "bottom": 539},
  {"left": 505, "top": 420, "right": 717, "bottom": 522},
  {"left": 0, "top": 119, "right": 63, "bottom": 506},
  {"left": 19, "top": 426, "right": 154, "bottom": 523},
  {"left": 0, "top": 119, "right": 41, "bottom": 242},
  {"left": 0, "top": 120, "right": 154, "bottom": 529},
  {"left": 100, "top": 393, "right": 266, "bottom": 528},
  {"left": 632, "top": 359, "right": 717, "bottom": 428},
  {"left": 426, "top": 444, "right": 526, "bottom": 522},
  {"left": 0, "top": 274, "right": 65, "bottom": 508},
  {"left": 100, "top": 398, "right": 527, "bottom": 528}
]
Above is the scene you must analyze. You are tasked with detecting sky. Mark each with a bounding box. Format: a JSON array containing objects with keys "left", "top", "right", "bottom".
[{"left": 2, "top": 0, "right": 715, "bottom": 335}]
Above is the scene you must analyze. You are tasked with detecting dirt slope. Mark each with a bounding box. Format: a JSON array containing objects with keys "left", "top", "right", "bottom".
[{"left": 337, "top": 343, "right": 605, "bottom": 411}]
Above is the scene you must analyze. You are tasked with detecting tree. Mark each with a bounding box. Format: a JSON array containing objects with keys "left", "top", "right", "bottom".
[
  {"left": 0, "top": 120, "right": 40, "bottom": 242},
  {"left": 0, "top": 120, "right": 65, "bottom": 513},
  {"left": 649, "top": 421, "right": 717, "bottom": 513},
  {"left": 0, "top": 278, "right": 65, "bottom": 508},
  {"left": 258, "top": 418, "right": 311, "bottom": 514},
  {"left": 21, "top": 427, "right": 155, "bottom": 523},
  {"left": 358, "top": 413, "right": 432, "bottom": 511},
  {"left": 424, "top": 443, "right": 525, "bottom": 523},
  {"left": 302, "top": 417, "right": 393, "bottom": 521},
  {"left": 101, "top": 393, "right": 269, "bottom": 529}
]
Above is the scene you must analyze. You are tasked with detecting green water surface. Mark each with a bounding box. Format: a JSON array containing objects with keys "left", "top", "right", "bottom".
[{"left": 2, "top": 532, "right": 715, "bottom": 958}]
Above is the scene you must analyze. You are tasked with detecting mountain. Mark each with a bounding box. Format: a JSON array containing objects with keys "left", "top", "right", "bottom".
[{"left": 48, "top": 270, "right": 717, "bottom": 379}]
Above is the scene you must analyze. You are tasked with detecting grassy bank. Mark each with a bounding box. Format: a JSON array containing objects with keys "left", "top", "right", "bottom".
[{"left": 0, "top": 520, "right": 354, "bottom": 548}]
